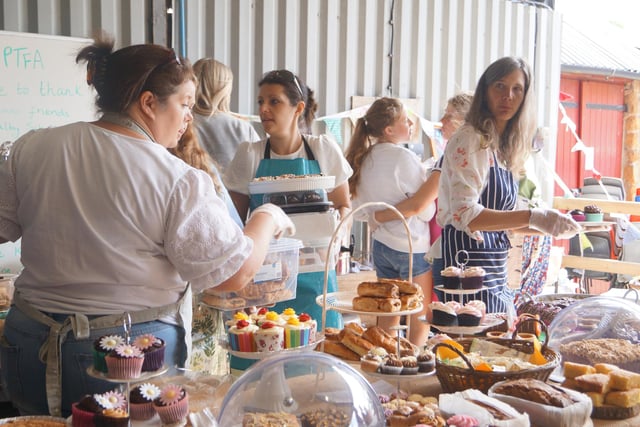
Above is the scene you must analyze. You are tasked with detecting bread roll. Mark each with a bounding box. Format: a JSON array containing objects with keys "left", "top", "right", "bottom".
[
  {"left": 357, "top": 282, "right": 399, "bottom": 298},
  {"left": 321, "top": 340, "right": 360, "bottom": 361},
  {"left": 379, "top": 278, "right": 421, "bottom": 295},
  {"left": 343, "top": 321, "right": 365, "bottom": 336},
  {"left": 341, "top": 332, "right": 374, "bottom": 356},
  {"left": 362, "top": 326, "right": 397, "bottom": 354},
  {"left": 400, "top": 294, "right": 421, "bottom": 310},
  {"left": 352, "top": 296, "right": 401, "bottom": 313}
]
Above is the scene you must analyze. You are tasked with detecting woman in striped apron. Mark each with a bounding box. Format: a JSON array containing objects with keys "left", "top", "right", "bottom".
[{"left": 437, "top": 57, "right": 580, "bottom": 313}]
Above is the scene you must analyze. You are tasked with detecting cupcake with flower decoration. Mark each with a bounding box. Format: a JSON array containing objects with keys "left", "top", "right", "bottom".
[
  {"left": 228, "top": 319, "right": 259, "bottom": 352},
  {"left": 129, "top": 383, "right": 160, "bottom": 421},
  {"left": 134, "top": 334, "right": 166, "bottom": 372},
  {"left": 153, "top": 384, "right": 189, "bottom": 425},
  {"left": 93, "top": 335, "right": 125, "bottom": 373},
  {"left": 72, "top": 394, "right": 103, "bottom": 427},
  {"left": 94, "top": 390, "right": 129, "bottom": 427},
  {"left": 283, "top": 316, "right": 310, "bottom": 348},
  {"left": 254, "top": 321, "right": 285, "bottom": 352},
  {"left": 298, "top": 312, "right": 317, "bottom": 342},
  {"left": 105, "top": 343, "right": 145, "bottom": 379}
]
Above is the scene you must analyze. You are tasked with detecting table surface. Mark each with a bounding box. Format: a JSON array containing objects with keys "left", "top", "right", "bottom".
[{"left": 335, "top": 271, "right": 640, "bottom": 426}]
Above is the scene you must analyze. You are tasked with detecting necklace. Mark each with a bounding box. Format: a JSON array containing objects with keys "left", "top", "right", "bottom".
[{"left": 100, "top": 112, "right": 156, "bottom": 142}]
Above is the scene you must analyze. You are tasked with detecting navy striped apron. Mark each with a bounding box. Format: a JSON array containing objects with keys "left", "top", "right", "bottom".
[{"left": 442, "top": 152, "right": 517, "bottom": 313}]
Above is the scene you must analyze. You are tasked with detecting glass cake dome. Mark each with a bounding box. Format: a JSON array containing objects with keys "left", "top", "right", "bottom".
[{"left": 218, "top": 352, "right": 385, "bottom": 426}]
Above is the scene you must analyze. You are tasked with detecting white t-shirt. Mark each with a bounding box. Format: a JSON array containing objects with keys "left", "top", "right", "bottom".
[
  {"left": 352, "top": 143, "right": 434, "bottom": 253},
  {"left": 0, "top": 122, "right": 252, "bottom": 314},
  {"left": 223, "top": 134, "right": 353, "bottom": 195}
]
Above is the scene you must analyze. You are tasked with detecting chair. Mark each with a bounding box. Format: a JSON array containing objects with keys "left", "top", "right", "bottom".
[
  {"left": 580, "top": 177, "right": 625, "bottom": 201},
  {"left": 567, "top": 231, "right": 615, "bottom": 293}
]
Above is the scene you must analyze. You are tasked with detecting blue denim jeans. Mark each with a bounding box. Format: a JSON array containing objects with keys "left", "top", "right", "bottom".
[
  {"left": 0, "top": 306, "right": 186, "bottom": 417},
  {"left": 372, "top": 240, "right": 431, "bottom": 279}
]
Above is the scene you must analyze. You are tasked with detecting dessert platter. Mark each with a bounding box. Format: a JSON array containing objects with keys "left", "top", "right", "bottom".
[{"left": 315, "top": 290, "right": 423, "bottom": 317}]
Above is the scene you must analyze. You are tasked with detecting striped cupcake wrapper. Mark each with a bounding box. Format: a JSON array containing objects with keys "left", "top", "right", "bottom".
[
  {"left": 285, "top": 328, "right": 310, "bottom": 348},
  {"left": 229, "top": 332, "right": 255, "bottom": 352}
]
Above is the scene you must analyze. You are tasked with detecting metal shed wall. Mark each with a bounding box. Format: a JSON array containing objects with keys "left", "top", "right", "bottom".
[{"left": 0, "top": 0, "right": 563, "bottom": 203}]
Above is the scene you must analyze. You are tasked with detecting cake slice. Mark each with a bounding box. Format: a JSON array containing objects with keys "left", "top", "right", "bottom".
[
  {"left": 585, "top": 392, "right": 605, "bottom": 407},
  {"left": 594, "top": 363, "right": 620, "bottom": 374},
  {"left": 563, "top": 361, "right": 595, "bottom": 379},
  {"left": 605, "top": 389, "right": 640, "bottom": 408},
  {"left": 609, "top": 369, "right": 640, "bottom": 391},
  {"left": 573, "top": 373, "right": 610, "bottom": 394}
]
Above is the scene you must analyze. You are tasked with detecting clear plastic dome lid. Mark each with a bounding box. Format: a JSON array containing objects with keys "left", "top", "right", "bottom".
[
  {"left": 547, "top": 295, "right": 640, "bottom": 348},
  {"left": 218, "top": 352, "right": 385, "bottom": 426}
]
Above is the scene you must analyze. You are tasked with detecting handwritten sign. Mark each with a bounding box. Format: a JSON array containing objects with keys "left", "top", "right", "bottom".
[{"left": 0, "top": 31, "right": 96, "bottom": 273}]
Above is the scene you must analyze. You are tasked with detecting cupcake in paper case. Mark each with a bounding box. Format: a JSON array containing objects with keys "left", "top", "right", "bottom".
[
  {"left": 417, "top": 349, "right": 435, "bottom": 373},
  {"left": 280, "top": 307, "right": 297, "bottom": 322},
  {"left": 225, "top": 311, "right": 251, "bottom": 328},
  {"left": 94, "top": 390, "right": 129, "bottom": 427},
  {"left": 441, "top": 266, "right": 462, "bottom": 289},
  {"left": 429, "top": 302, "right": 457, "bottom": 326},
  {"left": 153, "top": 384, "right": 189, "bottom": 425},
  {"left": 72, "top": 394, "right": 102, "bottom": 427},
  {"left": 105, "top": 343, "right": 144, "bottom": 379},
  {"left": 254, "top": 321, "right": 285, "bottom": 352},
  {"left": 298, "top": 312, "right": 317, "bottom": 342},
  {"left": 92, "top": 335, "right": 125, "bottom": 373},
  {"left": 250, "top": 306, "right": 269, "bottom": 324},
  {"left": 129, "top": 383, "right": 160, "bottom": 421},
  {"left": 283, "top": 316, "right": 310, "bottom": 348},
  {"left": 461, "top": 266, "right": 485, "bottom": 290},
  {"left": 258, "top": 310, "right": 286, "bottom": 327},
  {"left": 444, "top": 300, "right": 462, "bottom": 312},
  {"left": 456, "top": 305, "right": 483, "bottom": 326},
  {"left": 380, "top": 354, "right": 403, "bottom": 375},
  {"left": 228, "top": 319, "right": 259, "bottom": 352},
  {"left": 465, "top": 300, "right": 486, "bottom": 321},
  {"left": 134, "top": 334, "right": 166, "bottom": 372},
  {"left": 400, "top": 355, "right": 419, "bottom": 375}
]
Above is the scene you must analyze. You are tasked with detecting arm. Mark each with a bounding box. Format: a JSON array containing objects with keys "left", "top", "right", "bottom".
[
  {"left": 373, "top": 170, "right": 440, "bottom": 223},
  {"left": 328, "top": 181, "right": 352, "bottom": 219}
]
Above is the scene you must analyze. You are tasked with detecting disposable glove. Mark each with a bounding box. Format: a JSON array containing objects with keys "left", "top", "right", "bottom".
[
  {"left": 250, "top": 203, "right": 295, "bottom": 239},
  {"left": 529, "top": 208, "right": 581, "bottom": 239},
  {"left": 367, "top": 211, "right": 380, "bottom": 233}
]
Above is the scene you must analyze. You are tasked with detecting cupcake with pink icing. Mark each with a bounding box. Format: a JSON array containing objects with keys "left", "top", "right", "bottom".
[
  {"left": 446, "top": 414, "right": 480, "bottom": 427},
  {"left": 152, "top": 384, "right": 188, "bottom": 425},
  {"left": 430, "top": 302, "right": 457, "bottom": 326},
  {"left": 441, "top": 266, "right": 462, "bottom": 289},
  {"left": 283, "top": 316, "right": 310, "bottom": 348},
  {"left": 465, "top": 300, "right": 486, "bottom": 320},
  {"left": 254, "top": 321, "right": 285, "bottom": 352},
  {"left": 461, "top": 266, "right": 486, "bottom": 290},
  {"left": 444, "top": 300, "right": 462, "bottom": 312},
  {"left": 228, "top": 319, "right": 259, "bottom": 352},
  {"left": 456, "top": 305, "right": 483, "bottom": 326}
]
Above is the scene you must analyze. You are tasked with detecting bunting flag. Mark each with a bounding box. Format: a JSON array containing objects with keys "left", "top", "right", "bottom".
[
  {"left": 558, "top": 103, "right": 600, "bottom": 177},
  {"left": 323, "top": 117, "right": 343, "bottom": 147}
]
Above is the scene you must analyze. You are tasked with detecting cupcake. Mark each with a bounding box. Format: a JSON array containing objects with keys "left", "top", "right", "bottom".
[
  {"left": 298, "top": 312, "right": 318, "bottom": 342},
  {"left": 400, "top": 355, "right": 419, "bottom": 375},
  {"left": 380, "top": 355, "right": 403, "bottom": 375},
  {"left": 259, "top": 310, "right": 286, "bottom": 327},
  {"left": 417, "top": 349, "right": 435, "bottom": 373},
  {"left": 134, "top": 334, "right": 165, "bottom": 372},
  {"left": 105, "top": 343, "right": 144, "bottom": 379},
  {"left": 584, "top": 204, "right": 603, "bottom": 221},
  {"left": 250, "top": 306, "right": 269, "bottom": 324},
  {"left": 228, "top": 319, "right": 259, "bottom": 352},
  {"left": 226, "top": 311, "right": 251, "bottom": 328},
  {"left": 461, "top": 266, "right": 485, "bottom": 290},
  {"left": 456, "top": 305, "right": 483, "bottom": 326},
  {"left": 569, "top": 209, "right": 586, "bottom": 222},
  {"left": 283, "top": 316, "right": 310, "bottom": 348},
  {"left": 446, "top": 414, "right": 480, "bottom": 427},
  {"left": 254, "top": 321, "right": 285, "bottom": 352},
  {"left": 153, "top": 384, "right": 189, "bottom": 425},
  {"left": 465, "top": 300, "right": 486, "bottom": 321},
  {"left": 429, "top": 302, "right": 457, "bottom": 326},
  {"left": 94, "top": 390, "right": 129, "bottom": 427},
  {"left": 129, "top": 383, "right": 160, "bottom": 421},
  {"left": 360, "top": 353, "right": 383, "bottom": 373},
  {"left": 72, "top": 394, "right": 102, "bottom": 427},
  {"left": 93, "top": 335, "right": 125, "bottom": 373},
  {"left": 441, "top": 266, "right": 462, "bottom": 289},
  {"left": 444, "top": 300, "right": 462, "bottom": 312},
  {"left": 280, "top": 307, "right": 297, "bottom": 321}
]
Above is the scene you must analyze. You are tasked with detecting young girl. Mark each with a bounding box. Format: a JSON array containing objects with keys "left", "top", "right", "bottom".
[{"left": 345, "top": 97, "right": 435, "bottom": 346}]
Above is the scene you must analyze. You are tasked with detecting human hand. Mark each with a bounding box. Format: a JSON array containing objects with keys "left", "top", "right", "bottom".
[
  {"left": 250, "top": 203, "right": 296, "bottom": 238},
  {"left": 529, "top": 208, "right": 581, "bottom": 238},
  {"left": 367, "top": 211, "right": 380, "bottom": 233}
]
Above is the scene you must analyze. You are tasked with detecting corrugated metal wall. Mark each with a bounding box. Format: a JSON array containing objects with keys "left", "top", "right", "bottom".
[{"left": 0, "top": 0, "right": 563, "bottom": 202}]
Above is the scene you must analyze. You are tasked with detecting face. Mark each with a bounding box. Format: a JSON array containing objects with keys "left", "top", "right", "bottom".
[
  {"left": 151, "top": 80, "right": 196, "bottom": 148},
  {"left": 386, "top": 108, "right": 413, "bottom": 143},
  {"left": 257, "top": 83, "right": 302, "bottom": 138},
  {"left": 440, "top": 104, "right": 462, "bottom": 141},
  {"left": 486, "top": 69, "right": 526, "bottom": 133}
]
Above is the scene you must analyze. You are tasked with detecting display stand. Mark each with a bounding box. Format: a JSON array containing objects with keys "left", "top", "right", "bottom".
[{"left": 317, "top": 202, "right": 421, "bottom": 339}]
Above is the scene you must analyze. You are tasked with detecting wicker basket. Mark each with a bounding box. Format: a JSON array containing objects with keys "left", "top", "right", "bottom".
[{"left": 433, "top": 318, "right": 560, "bottom": 393}]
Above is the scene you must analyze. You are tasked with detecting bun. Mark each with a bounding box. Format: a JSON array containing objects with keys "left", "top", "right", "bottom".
[
  {"left": 321, "top": 340, "right": 360, "bottom": 361},
  {"left": 343, "top": 322, "right": 365, "bottom": 336},
  {"left": 362, "top": 326, "right": 397, "bottom": 354},
  {"left": 357, "top": 282, "right": 399, "bottom": 298},
  {"left": 378, "top": 278, "right": 422, "bottom": 296},
  {"left": 352, "top": 296, "right": 401, "bottom": 313}
]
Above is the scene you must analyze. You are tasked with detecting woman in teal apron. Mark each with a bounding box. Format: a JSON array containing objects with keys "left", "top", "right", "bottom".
[
  {"left": 437, "top": 57, "right": 580, "bottom": 314},
  {"left": 226, "top": 69, "right": 353, "bottom": 331}
]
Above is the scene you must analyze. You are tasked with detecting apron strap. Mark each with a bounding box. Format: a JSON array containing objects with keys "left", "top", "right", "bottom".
[
  {"left": 12, "top": 284, "right": 192, "bottom": 417},
  {"left": 264, "top": 136, "right": 316, "bottom": 160}
]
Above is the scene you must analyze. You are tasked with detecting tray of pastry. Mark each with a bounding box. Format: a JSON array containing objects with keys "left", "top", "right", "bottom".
[
  {"left": 222, "top": 334, "right": 325, "bottom": 360},
  {"left": 315, "top": 291, "right": 423, "bottom": 317},
  {"left": 420, "top": 312, "right": 504, "bottom": 335}
]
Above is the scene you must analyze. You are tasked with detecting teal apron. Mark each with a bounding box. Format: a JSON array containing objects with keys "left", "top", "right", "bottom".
[{"left": 231, "top": 137, "right": 343, "bottom": 371}]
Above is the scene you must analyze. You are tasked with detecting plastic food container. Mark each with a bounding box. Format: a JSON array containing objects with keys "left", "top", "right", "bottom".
[
  {"left": 217, "top": 352, "right": 385, "bottom": 426},
  {"left": 202, "top": 238, "right": 302, "bottom": 311},
  {"left": 249, "top": 176, "right": 336, "bottom": 214}
]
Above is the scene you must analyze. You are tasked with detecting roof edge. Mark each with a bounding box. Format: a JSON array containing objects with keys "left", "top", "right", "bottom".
[{"left": 561, "top": 65, "right": 640, "bottom": 80}]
